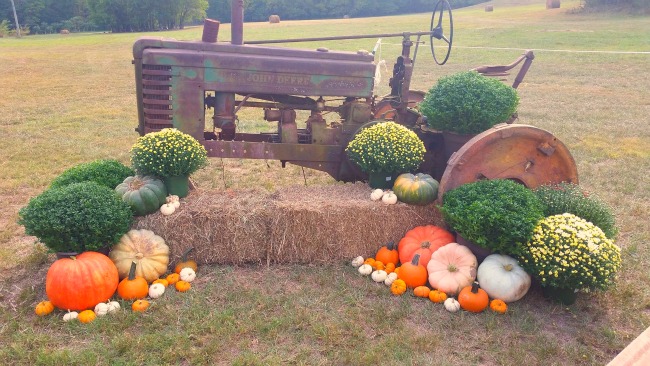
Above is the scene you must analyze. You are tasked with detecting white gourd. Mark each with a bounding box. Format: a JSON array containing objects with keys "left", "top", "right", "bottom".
[
  {"left": 444, "top": 298, "right": 461, "bottom": 312},
  {"left": 370, "top": 189, "right": 385, "bottom": 201},
  {"left": 148, "top": 283, "right": 166, "bottom": 299},
  {"left": 107, "top": 301, "right": 121, "bottom": 313},
  {"left": 63, "top": 311, "right": 79, "bottom": 322},
  {"left": 371, "top": 270, "right": 388, "bottom": 283},
  {"left": 94, "top": 302, "right": 109, "bottom": 316},
  {"left": 351, "top": 256, "right": 365, "bottom": 267},
  {"left": 358, "top": 264, "right": 373, "bottom": 276},
  {"left": 382, "top": 191, "right": 398, "bottom": 205},
  {"left": 477, "top": 254, "right": 531, "bottom": 302},
  {"left": 180, "top": 267, "right": 197, "bottom": 282},
  {"left": 384, "top": 272, "right": 398, "bottom": 286},
  {"left": 160, "top": 203, "right": 176, "bottom": 216}
]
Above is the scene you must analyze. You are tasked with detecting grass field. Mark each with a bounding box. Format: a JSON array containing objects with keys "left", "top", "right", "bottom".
[{"left": 1, "top": 0, "right": 649, "bottom": 364}]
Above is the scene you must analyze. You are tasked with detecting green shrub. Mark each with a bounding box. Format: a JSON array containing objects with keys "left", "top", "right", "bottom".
[
  {"left": 18, "top": 182, "right": 133, "bottom": 253},
  {"left": 50, "top": 159, "right": 134, "bottom": 189},
  {"left": 419, "top": 71, "right": 520, "bottom": 134},
  {"left": 441, "top": 179, "right": 544, "bottom": 256},
  {"left": 534, "top": 182, "right": 618, "bottom": 239}
]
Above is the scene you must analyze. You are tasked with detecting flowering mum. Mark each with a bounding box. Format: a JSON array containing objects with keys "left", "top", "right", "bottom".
[
  {"left": 345, "top": 122, "right": 425, "bottom": 173},
  {"left": 519, "top": 213, "right": 621, "bottom": 291},
  {"left": 131, "top": 128, "right": 208, "bottom": 177}
]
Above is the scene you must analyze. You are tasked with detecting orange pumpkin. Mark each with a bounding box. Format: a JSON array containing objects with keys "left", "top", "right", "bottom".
[
  {"left": 375, "top": 241, "right": 399, "bottom": 265},
  {"left": 46, "top": 252, "right": 119, "bottom": 311},
  {"left": 390, "top": 279, "right": 407, "bottom": 296},
  {"left": 398, "top": 254, "right": 428, "bottom": 289},
  {"left": 364, "top": 258, "right": 376, "bottom": 267},
  {"left": 398, "top": 225, "right": 454, "bottom": 268},
  {"left": 175, "top": 280, "right": 191, "bottom": 292},
  {"left": 132, "top": 299, "right": 150, "bottom": 312},
  {"left": 373, "top": 261, "right": 385, "bottom": 271},
  {"left": 490, "top": 299, "right": 508, "bottom": 314},
  {"left": 78, "top": 310, "right": 96, "bottom": 323},
  {"left": 413, "top": 286, "right": 431, "bottom": 298},
  {"left": 428, "top": 290, "right": 448, "bottom": 303},
  {"left": 174, "top": 247, "right": 198, "bottom": 274},
  {"left": 458, "top": 282, "right": 489, "bottom": 313},
  {"left": 166, "top": 273, "right": 180, "bottom": 285},
  {"left": 153, "top": 278, "right": 169, "bottom": 288},
  {"left": 384, "top": 262, "right": 396, "bottom": 274},
  {"left": 117, "top": 262, "right": 149, "bottom": 300},
  {"left": 35, "top": 300, "right": 55, "bottom": 316}
]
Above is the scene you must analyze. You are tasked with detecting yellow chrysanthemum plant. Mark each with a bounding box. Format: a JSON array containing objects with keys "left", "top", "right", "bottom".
[
  {"left": 345, "top": 122, "right": 426, "bottom": 174},
  {"left": 131, "top": 128, "right": 208, "bottom": 177},
  {"left": 519, "top": 213, "right": 621, "bottom": 292}
]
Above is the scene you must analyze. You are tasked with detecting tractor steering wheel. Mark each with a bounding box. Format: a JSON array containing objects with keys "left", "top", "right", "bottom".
[{"left": 430, "top": 0, "right": 453, "bottom": 65}]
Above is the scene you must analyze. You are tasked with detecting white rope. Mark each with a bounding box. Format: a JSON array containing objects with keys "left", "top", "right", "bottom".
[{"left": 454, "top": 45, "right": 650, "bottom": 55}]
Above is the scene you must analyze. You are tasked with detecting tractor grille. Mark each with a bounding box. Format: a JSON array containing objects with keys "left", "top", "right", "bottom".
[{"left": 142, "top": 65, "right": 173, "bottom": 133}]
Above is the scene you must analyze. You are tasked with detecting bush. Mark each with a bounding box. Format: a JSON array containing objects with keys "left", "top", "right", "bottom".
[
  {"left": 534, "top": 182, "right": 618, "bottom": 238},
  {"left": 18, "top": 182, "right": 133, "bottom": 253},
  {"left": 441, "top": 179, "right": 544, "bottom": 256},
  {"left": 419, "top": 71, "right": 520, "bottom": 134},
  {"left": 131, "top": 128, "right": 208, "bottom": 177},
  {"left": 50, "top": 159, "right": 134, "bottom": 189}
]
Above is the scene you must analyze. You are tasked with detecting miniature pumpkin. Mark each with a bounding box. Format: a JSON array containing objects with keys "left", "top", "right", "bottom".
[
  {"left": 175, "top": 280, "right": 191, "bottom": 292},
  {"left": 444, "top": 298, "right": 461, "bottom": 312},
  {"left": 458, "top": 282, "right": 489, "bottom": 313},
  {"left": 351, "top": 256, "right": 364, "bottom": 267},
  {"left": 490, "top": 299, "right": 508, "bottom": 314},
  {"left": 373, "top": 261, "right": 385, "bottom": 271},
  {"left": 364, "top": 258, "right": 376, "bottom": 266},
  {"left": 398, "top": 253, "right": 428, "bottom": 288},
  {"left": 375, "top": 241, "right": 399, "bottom": 265},
  {"left": 429, "top": 290, "right": 448, "bottom": 303},
  {"left": 148, "top": 283, "right": 166, "bottom": 299},
  {"left": 46, "top": 251, "right": 119, "bottom": 311},
  {"left": 107, "top": 301, "right": 121, "bottom": 313},
  {"left": 166, "top": 273, "right": 180, "bottom": 285},
  {"left": 390, "top": 279, "right": 407, "bottom": 296},
  {"left": 392, "top": 173, "right": 439, "bottom": 206},
  {"left": 117, "top": 262, "right": 149, "bottom": 300},
  {"left": 382, "top": 191, "right": 398, "bottom": 205},
  {"left": 153, "top": 278, "right": 169, "bottom": 288},
  {"left": 384, "top": 272, "right": 398, "bottom": 286},
  {"left": 115, "top": 175, "right": 167, "bottom": 216},
  {"left": 132, "top": 299, "right": 150, "bottom": 312},
  {"left": 427, "top": 243, "right": 477, "bottom": 296},
  {"left": 110, "top": 229, "right": 170, "bottom": 283},
  {"left": 94, "top": 302, "right": 109, "bottom": 316},
  {"left": 179, "top": 267, "right": 196, "bottom": 282},
  {"left": 413, "top": 286, "right": 431, "bottom": 298},
  {"left": 167, "top": 195, "right": 181, "bottom": 208},
  {"left": 371, "top": 270, "right": 388, "bottom": 283},
  {"left": 78, "top": 309, "right": 96, "bottom": 324},
  {"left": 358, "top": 264, "right": 373, "bottom": 276},
  {"left": 63, "top": 311, "right": 79, "bottom": 322},
  {"left": 370, "top": 189, "right": 385, "bottom": 201},
  {"left": 477, "top": 254, "right": 531, "bottom": 302},
  {"left": 35, "top": 301, "right": 54, "bottom": 316},
  {"left": 160, "top": 203, "right": 176, "bottom": 216},
  {"left": 398, "top": 225, "right": 454, "bottom": 268},
  {"left": 384, "top": 262, "right": 396, "bottom": 274}
]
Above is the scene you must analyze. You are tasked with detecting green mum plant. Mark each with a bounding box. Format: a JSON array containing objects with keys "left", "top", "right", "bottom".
[
  {"left": 534, "top": 182, "right": 618, "bottom": 239},
  {"left": 131, "top": 128, "right": 208, "bottom": 177},
  {"left": 345, "top": 122, "right": 425, "bottom": 174},
  {"left": 441, "top": 179, "right": 544, "bottom": 256},
  {"left": 519, "top": 213, "right": 621, "bottom": 291},
  {"left": 419, "top": 71, "right": 519, "bottom": 134},
  {"left": 50, "top": 159, "right": 134, "bottom": 190}
]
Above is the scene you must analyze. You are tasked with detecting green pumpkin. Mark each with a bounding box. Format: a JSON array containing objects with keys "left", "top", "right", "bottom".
[
  {"left": 115, "top": 176, "right": 167, "bottom": 216},
  {"left": 392, "top": 173, "right": 439, "bottom": 205}
]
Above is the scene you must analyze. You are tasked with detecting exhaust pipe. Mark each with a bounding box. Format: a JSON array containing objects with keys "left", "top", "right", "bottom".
[
  {"left": 231, "top": 0, "right": 244, "bottom": 45},
  {"left": 202, "top": 19, "right": 220, "bottom": 43}
]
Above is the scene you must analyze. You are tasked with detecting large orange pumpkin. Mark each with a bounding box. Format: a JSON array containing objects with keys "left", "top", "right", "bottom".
[
  {"left": 397, "top": 225, "right": 454, "bottom": 268},
  {"left": 46, "top": 252, "right": 119, "bottom": 311}
]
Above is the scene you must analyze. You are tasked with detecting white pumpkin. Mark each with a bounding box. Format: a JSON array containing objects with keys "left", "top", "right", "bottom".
[
  {"left": 477, "top": 254, "right": 531, "bottom": 302},
  {"left": 107, "top": 301, "right": 121, "bottom": 313},
  {"left": 444, "top": 298, "right": 461, "bottom": 313},
  {"left": 370, "top": 189, "right": 385, "bottom": 201},
  {"left": 381, "top": 191, "right": 398, "bottom": 205},
  {"left": 94, "top": 302, "right": 109, "bottom": 316},
  {"left": 148, "top": 283, "right": 166, "bottom": 299},
  {"left": 63, "top": 311, "right": 79, "bottom": 322},
  {"left": 358, "top": 264, "right": 373, "bottom": 276},
  {"left": 384, "top": 272, "right": 398, "bottom": 286},
  {"left": 166, "top": 195, "right": 180, "bottom": 203},
  {"left": 371, "top": 270, "right": 388, "bottom": 283},
  {"left": 160, "top": 203, "right": 176, "bottom": 216},
  {"left": 179, "top": 267, "right": 196, "bottom": 282},
  {"left": 351, "top": 256, "right": 365, "bottom": 268}
]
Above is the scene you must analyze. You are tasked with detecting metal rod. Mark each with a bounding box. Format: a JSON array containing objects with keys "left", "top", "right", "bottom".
[{"left": 244, "top": 31, "right": 433, "bottom": 45}]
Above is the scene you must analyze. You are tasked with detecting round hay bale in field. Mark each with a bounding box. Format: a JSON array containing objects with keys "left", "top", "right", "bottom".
[
  {"left": 133, "top": 183, "right": 445, "bottom": 265},
  {"left": 60, "top": 29, "right": 70, "bottom": 35},
  {"left": 269, "top": 15, "right": 281, "bottom": 24},
  {"left": 546, "top": 0, "right": 560, "bottom": 9},
  {"left": 485, "top": 5, "right": 493, "bottom": 12}
]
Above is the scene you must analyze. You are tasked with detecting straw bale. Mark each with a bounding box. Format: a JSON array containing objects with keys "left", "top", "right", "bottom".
[{"left": 269, "top": 15, "right": 281, "bottom": 23}]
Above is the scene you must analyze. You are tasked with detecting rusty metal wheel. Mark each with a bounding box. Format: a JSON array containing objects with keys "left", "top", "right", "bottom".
[
  {"left": 437, "top": 124, "right": 578, "bottom": 202},
  {"left": 430, "top": 0, "right": 453, "bottom": 65}
]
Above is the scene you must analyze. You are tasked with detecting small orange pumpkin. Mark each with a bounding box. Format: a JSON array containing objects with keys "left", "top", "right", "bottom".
[
  {"left": 490, "top": 299, "right": 508, "bottom": 314},
  {"left": 35, "top": 301, "right": 55, "bottom": 316},
  {"left": 373, "top": 261, "right": 385, "bottom": 271},
  {"left": 375, "top": 241, "right": 399, "bottom": 265},
  {"left": 166, "top": 273, "right": 180, "bottom": 285},
  {"left": 132, "top": 299, "right": 150, "bottom": 312},
  {"left": 458, "top": 282, "right": 489, "bottom": 313},
  {"left": 398, "top": 254, "right": 428, "bottom": 288},
  {"left": 390, "top": 279, "right": 407, "bottom": 296},
  {"left": 384, "top": 262, "right": 396, "bottom": 274},
  {"left": 175, "top": 280, "right": 191, "bottom": 292},
  {"left": 364, "top": 258, "right": 376, "bottom": 267},
  {"left": 174, "top": 247, "right": 198, "bottom": 274},
  {"left": 78, "top": 309, "right": 96, "bottom": 323},
  {"left": 117, "top": 262, "right": 149, "bottom": 300},
  {"left": 413, "top": 286, "right": 431, "bottom": 298},
  {"left": 153, "top": 278, "right": 169, "bottom": 288},
  {"left": 428, "top": 290, "right": 448, "bottom": 303}
]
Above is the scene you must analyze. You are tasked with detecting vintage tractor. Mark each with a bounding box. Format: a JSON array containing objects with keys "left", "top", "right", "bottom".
[{"left": 132, "top": 0, "right": 578, "bottom": 198}]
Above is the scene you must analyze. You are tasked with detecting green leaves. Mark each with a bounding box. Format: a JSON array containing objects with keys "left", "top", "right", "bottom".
[{"left": 49, "top": 159, "right": 134, "bottom": 190}]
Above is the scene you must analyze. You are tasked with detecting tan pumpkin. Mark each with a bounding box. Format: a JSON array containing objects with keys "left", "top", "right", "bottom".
[
  {"left": 427, "top": 242, "right": 477, "bottom": 296},
  {"left": 110, "top": 229, "right": 170, "bottom": 283}
]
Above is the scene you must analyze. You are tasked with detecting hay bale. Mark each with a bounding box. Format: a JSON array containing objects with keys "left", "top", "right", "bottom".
[
  {"left": 269, "top": 15, "right": 281, "bottom": 23},
  {"left": 485, "top": 5, "right": 494, "bottom": 12},
  {"left": 60, "top": 29, "right": 70, "bottom": 35},
  {"left": 134, "top": 183, "right": 445, "bottom": 265},
  {"left": 546, "top": 0, "right": 560, "bottom": 8}
]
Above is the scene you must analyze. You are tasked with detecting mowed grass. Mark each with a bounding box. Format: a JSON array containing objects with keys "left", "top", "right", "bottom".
[{"left": 1, "top": 0, "right": 649, "bottom": 364}]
